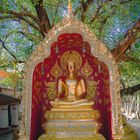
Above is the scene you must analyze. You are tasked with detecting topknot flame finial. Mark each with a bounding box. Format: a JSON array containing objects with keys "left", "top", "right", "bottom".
[{"left": 68, "top": 0, "right": 72, "bottom": 15}]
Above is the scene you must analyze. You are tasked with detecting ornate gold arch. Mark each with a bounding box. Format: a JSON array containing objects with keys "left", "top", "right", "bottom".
[{"left": 23, "top": 14, "right": 121, "bottom": 139}]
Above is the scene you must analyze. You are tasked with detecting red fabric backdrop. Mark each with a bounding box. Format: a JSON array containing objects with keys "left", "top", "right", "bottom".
[{"left": 30, "top": 33, "right": 112, "bottom": 140}]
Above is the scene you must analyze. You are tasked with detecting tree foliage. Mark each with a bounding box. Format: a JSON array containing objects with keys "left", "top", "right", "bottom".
[{"left": 0, "top": 0, "right": 140, "bottom": 95}]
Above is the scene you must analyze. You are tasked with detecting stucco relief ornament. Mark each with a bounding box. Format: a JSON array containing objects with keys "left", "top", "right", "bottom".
[
  {"left": 81, "top": 60, "right": 93, "bottom": 77},
  {"left": 51, "top": 62, "right": 62, "bottom": 78},
  {"left": 44, "top": 81, "right": 56, "bottom": 100},
  {"left": 86, "top": 80, "right": 98, "bottom": 100}
]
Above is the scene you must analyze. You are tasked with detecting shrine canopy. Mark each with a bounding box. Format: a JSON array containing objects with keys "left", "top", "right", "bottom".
[{"left": 24, "top": 10, "right": 121, "bottom": 140}]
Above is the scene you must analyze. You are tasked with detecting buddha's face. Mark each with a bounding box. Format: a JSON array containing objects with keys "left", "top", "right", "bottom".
[{"left": 68, "top": 61, "right": 75, "bottom": 73}]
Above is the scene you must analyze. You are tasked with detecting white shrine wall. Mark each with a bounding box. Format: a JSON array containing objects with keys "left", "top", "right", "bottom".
[
  {"left": 0, "top": 105, "right": 9, "bottom": 128},
  {"left": 11, "top": 104, "right": 19, "bottom": 126}
]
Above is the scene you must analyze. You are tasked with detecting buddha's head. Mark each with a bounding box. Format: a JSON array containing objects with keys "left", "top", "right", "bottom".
[
  {"left": 60, "top": 51, "right": 82, "bottom": 72},
  {"left": 67, "top": 61, "right": 75, "bottom": 73}
]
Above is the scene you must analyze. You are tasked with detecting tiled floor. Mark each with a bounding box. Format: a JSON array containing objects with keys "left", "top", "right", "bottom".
[{"left": 128, "top": 119, "right": 140, "bottom": 140}]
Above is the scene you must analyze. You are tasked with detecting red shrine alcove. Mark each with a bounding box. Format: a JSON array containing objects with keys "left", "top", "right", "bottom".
[{"left": 30, "top": 33, "right": 112, "bottom": 140}]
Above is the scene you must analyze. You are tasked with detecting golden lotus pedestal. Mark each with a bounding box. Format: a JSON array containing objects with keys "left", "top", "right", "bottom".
[{"left": 38, "top": 101, "right": 106, "bottom": 140}]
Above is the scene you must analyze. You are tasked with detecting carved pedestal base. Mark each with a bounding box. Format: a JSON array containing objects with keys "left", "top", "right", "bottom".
[
  {"left": 38, "top": 134, "right": 105, "bottom": 140},
  {"left": 38, "top": 109, "right": 105, "bottom": 140}
]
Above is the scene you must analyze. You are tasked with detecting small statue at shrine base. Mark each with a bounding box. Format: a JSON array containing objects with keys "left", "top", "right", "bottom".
[{"left": 38, "top": 51, "right": 106, "bottom": 140}]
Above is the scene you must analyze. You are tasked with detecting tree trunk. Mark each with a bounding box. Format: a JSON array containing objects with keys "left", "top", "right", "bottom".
[
  {"left": 31, "top": 0, "right": 51, "bottom": 37},
  {"left": 136, "top": 94, "right": 140, "bottom": 119},
  {"left": 128, "top": 96, "right": 135, "bottom": 116}
]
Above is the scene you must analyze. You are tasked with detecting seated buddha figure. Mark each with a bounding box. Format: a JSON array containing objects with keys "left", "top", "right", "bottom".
[
  {"left": 58, "top": 60, "right": 86, "bottom": 101},
  {"left": 51, "top": 51, "right": 94, "bottom": 110}
]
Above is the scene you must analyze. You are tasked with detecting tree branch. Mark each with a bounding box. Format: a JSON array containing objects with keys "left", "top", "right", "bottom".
[
  {"left": 111, "top": 17, "right": 140, "bottom": 61},
  {"left": 0, "top": 39, "right": 24, "bottom": 63},
  {"left": 81, "top": 0, "right": 93, "bottom": 22},
  {"left": 73, "top": 0, "right": 83, "bottom": 16},
  {"left": 31, "top": 0, "right": 52, "bottom": 37},
  {"left": 0, "top": 9, "right": 39, "bottom": 23},
  {"left": 121, "top": 83, "right": 140, "bottom": 97},
  {"left": 51, "top": 1, "right": 60, "bottom": 26},
  {"left": 0, "top": 15, "right": 15, "bottom": 20},
  {"left": 0, "top": 9, "right": 41, "bottom": 33},
  {"left": 90, "top": 0, "right": 133, "bottom": 23},
  {"left": 119, "top": 54, "right": 140, "bottom": 64},
  {"left": 4, "top": 31, "right": 34, "bottom": 43},
  {"left": 90, "top": 4, "right": 102, "bottom": 23}
]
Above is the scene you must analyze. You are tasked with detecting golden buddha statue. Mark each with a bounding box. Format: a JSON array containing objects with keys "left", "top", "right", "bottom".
[
  {"left": 51, "top": 51, "right": 94, "bottom": 110},
  {"left": 58, "top": 60, "right": 86, "bottom": 101},
  {"left": 38, "top": 51, "right": 105, "bottom": 140}
]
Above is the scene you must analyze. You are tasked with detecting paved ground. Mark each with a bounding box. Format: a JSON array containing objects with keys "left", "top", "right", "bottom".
[
  {"left": 128, "top": 119, "right": 140, "bottom": 140},
  {"left": 0, "top": 133, "right": 13, "bottom": 140}
]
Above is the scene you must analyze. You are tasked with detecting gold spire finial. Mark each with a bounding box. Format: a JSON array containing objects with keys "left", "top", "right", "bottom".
[{"left": 68, "top": 0, "right": 72, "bottom": 14}]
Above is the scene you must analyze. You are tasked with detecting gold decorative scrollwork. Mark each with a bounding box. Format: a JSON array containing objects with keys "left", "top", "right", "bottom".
[
  {"left": 51, "top": 62, "right": 62, "bottom": 78},
  {"left": 87, "top": 80, "right": 98, "bottom": 100},
  {"left": 60, "top": 51, "right": 82, "bottom": 71},
  {"left": 44, "top": 81, "right": 57, "bottom": 100},
  {"left": 81, "top": 61, "right": 93, "bottom": 77},
  {"left": 45, "top": 110, "right": 100, "bottom": 120}
]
